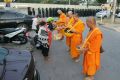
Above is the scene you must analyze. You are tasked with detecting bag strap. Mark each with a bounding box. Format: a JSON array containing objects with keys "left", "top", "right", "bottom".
[
  {"left": 82, "top": 28, "right": 98, "bottom": 48},
  {"left": 67, "top": 20, "right": 81, "bottom": 33}
]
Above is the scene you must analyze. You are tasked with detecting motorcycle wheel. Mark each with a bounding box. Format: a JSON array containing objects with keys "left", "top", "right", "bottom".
[
  {"left": 18, "top": 36, "right": 28, "bottom": 44},
  {"left": 12, "top": 36, "right": 28, "bottom": 44}
]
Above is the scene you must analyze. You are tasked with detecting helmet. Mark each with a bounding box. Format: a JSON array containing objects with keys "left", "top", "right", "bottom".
[{"left": 47, "top": 17, "right": 54, "bottom": 22}]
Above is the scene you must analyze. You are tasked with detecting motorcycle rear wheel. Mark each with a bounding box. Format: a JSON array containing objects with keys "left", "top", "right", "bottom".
[{"left": 12, "top": 36, "right": 28, "bottom": 44}]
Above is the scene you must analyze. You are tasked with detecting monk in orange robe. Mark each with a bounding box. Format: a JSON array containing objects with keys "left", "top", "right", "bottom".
[
  {"left": 80, "top": 17, "right": 103, "bottom": 80},
  {"left": 66, "top": 11, "right": 74, "bottom": 50},
  {"left": 70, "top": 13, "right": 85, "bottom": 62},
  {"left": 56, "top": 10, "right": 67, "bottom": 39},
  {"left": 57, "top": 10, "right": 67, "bottom": 24}
]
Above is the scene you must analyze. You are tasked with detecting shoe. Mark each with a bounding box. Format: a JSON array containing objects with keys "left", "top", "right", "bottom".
[
  {"left": 44, "top": 56, "right": 49, "bottom": 61},
  {"left": 84, "top": 77, "right": 94, "bottom": 80},
  {"left": 67, "top": 48, "right": 70, "bottom": 52},
  {"left": 27, "top": 47, "right": 34, "bottom": 53},
  {"left": 75, "top": 58, "right": 80, "bottom": 63}
]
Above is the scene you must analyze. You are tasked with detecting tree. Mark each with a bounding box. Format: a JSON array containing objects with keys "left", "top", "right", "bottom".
[
  {"left": 112, "top": 0, "right": 117, "bottom": 23},
  {"left": 96, "top": 0, "right": 107, "bottom": 4},
  {"left": 71, "top": 0, "right": 79, "bottom": 4},
  {"left": 117, "top": 0, "right": 120, "bottom": 7}
]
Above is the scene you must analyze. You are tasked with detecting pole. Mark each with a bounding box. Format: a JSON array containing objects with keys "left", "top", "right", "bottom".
[
  {"left": 86, "top": 0, "right": 88, "bottom": 8},
  {"left": 69, "top": 0, "right": 71, "bottom": 5},
  {"left": 112, "top": 0, "right": 117, "bottom": 23},
  {"left": 101, "top": 15, "right": 103, "bottom": 22}
]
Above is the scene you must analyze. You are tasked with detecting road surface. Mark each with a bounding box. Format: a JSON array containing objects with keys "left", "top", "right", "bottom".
[{"left": 0, "top": 19, "right": 120, "bottom": 80}]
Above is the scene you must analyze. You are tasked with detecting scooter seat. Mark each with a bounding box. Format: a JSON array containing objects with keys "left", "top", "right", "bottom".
[{"left": 0, "top": 28, "right": 20, "bottom": 34}]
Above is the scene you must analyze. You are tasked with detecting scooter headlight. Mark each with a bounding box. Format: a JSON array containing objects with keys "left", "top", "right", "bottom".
[{"left": 22, "top": 28, "right": 27, "bottom": 32}]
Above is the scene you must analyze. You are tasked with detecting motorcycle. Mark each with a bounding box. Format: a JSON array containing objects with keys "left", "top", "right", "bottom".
[
  {"left": 0, "top": 27, "right": 27, "bottom": 44},
  {"left": 34, "top": 27, "right": 49, "bottom": 49}
]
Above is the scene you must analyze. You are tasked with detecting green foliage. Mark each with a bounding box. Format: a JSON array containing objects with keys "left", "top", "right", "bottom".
[
  {"left": 16, "top": 0, "right": 53, "bottom": 3},
  {"left": 117, "top": 0, "right": 120, "bottom": 4},
  {"left": 16, "top": 0, "right": 41, "bottom": 3},
  {"left": 0, "top": 0, "right": 80, "bottom": 4},
  {"left": 96, "top": 0, "right": 107, "bottom": 4},
  {"left": 117, "top": 0, "right": 120, "bottom": 7},
  {"left": 118, "top": 0, "right": 120, "bottom": 3}
]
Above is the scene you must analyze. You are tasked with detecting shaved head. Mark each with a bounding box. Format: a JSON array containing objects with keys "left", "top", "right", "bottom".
[
  {"left": 73, "top": 13, "right": 79, "bottom": 21},
  {"left": 67, "top": 11, "right": 73, "bottom": 18},
  {"left": 57, "top": 9, "right": 62, "bottom": 14},
  {"left": 68, "top": 11, "right": 73, "bottom": 15},
  {"left": 86, "top": 17, "right": 96, "bottom": 29},
  {"left": 74, "top": 13, "right": 79, "bottom": 17},
  {"left": 86, "top": 17, "right": 96, "bottom": 25}
]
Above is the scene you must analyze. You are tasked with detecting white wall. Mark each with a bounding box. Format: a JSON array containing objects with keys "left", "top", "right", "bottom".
[
  {"left": 107, "top": 0, "right": 113, "bottom": 3},
  {"left": 0, "top": 2, "right": 101, "bottom": 9}
]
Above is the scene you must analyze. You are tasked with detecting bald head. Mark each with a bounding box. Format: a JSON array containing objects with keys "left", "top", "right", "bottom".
[
  {"left": 57, "top": 10, "right": 62, "bottom": 14},
  {"left": 73, "top": 13, "right": 79, "bottom": 21},
  {"left": 86, "top": 17, "right": 96, "bottom": 25},
  {"left": 67, "top": 11, "right": 73, "bottom": 17},
  {"left": 68, "top": 11, "right": 73, "bottom": 15},
  {"left": 86, "top": 17, "right": 96, "bottom": 29},
  {"left": 74, "top": 13, "right": 79, "bottom": 17}
]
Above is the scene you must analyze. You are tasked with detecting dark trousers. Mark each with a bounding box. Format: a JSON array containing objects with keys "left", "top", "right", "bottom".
[{"left": 41, "top": 47, "right": 49, "bottom": 57}]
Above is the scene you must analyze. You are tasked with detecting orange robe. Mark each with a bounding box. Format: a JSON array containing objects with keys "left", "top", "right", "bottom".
[
  {"left": 58, "top": 13, "right": 67, "bottom": 23},
  {"left": 83, "top": 28, "right": 103, "bottom": 76},
  {"left": 66, "top": 17, "right": 74, "bottom": 47},
  {"left": 70, "top": 19, "right": 85, "bottom": 59},
  {"left": 57, "top": 13, "right": 67, "bottom": 35}
]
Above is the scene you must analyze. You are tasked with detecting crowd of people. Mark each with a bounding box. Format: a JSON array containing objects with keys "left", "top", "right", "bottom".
[{"left": 30, "top": 9, "right": 103, "bottom": 80}]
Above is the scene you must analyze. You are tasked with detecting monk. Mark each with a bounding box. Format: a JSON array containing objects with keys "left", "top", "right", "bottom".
[
  {"left": 70, "top": 13, "right": 85, "bottom": 62},
  {"left": 80, "top": 17, "right": 103, "bottom": 80},
  {"left": 57, "top": 9, "right": 67, "bottom": 23},
  {"left": 56, "top": 10, "right": 67, "bottom": 40},
  {"left": 66, "top": 11, "right": 74, "bottom": 51}
]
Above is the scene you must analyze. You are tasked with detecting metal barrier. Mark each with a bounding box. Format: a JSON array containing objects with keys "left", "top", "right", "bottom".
[{"left": 27, "top": 7, "right": 102, "bottom": 17}]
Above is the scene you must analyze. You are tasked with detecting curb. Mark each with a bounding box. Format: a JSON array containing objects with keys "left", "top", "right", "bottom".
[{"left": 97, "top": 22, "right": 120, "bottom": 32}]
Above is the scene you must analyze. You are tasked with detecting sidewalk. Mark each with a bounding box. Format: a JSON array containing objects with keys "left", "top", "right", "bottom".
[{"left": 97, "top": 18, "right": 120, "bottom": 32}]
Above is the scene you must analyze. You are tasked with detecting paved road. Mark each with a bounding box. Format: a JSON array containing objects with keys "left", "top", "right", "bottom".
[
  {"left": 0, "top": 19, "right": 120, "bottom": 80},
  {"left": 33, "top": 27, "right": 120, "bottom": 80}
]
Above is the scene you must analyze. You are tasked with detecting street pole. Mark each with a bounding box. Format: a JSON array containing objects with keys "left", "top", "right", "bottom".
[
  {"left": 86, "top": 0, "right": 88, "bottom": 8},
  {"left": 112, "top": 0, "right": 117, "bottom": 23},
  {"left": 69, "top": 0, "right": 71, "bottom": 5}
]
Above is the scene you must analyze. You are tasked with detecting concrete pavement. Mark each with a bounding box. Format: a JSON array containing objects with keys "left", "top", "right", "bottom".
[
  {"left": 97, "top": 22, "right": 120, "bottom": 32},
  {"left": 31, "top": 26, "right": 120, "bottom": 80},
  {"left": 0, "top": 18, "right": 120, "bottom": 80},
  {"left": 97, "top": 18, "right": 120, "bottom": 32}
]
